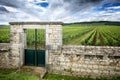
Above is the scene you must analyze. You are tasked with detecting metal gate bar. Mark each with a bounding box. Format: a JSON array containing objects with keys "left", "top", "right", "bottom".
[{"left": 35, "top": 29, "right": 37, "bottom": 66}]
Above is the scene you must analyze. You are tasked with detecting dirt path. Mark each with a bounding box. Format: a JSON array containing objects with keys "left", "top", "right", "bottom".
[
  {"left": 99, "top": 32, "right": 104, "bottom": 46},
  {"left": 92, "top": 30, "right": 97, "bottom": 45}
]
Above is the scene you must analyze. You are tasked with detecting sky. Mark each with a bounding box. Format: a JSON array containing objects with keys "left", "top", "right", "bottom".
[{"left": 0, "top": 0, "right": 120, "bottom": 25}]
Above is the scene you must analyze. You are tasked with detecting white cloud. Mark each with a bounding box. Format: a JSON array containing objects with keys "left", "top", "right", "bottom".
[
  {"left": 107, "top": 6, "right": 120, "bottom": 9},
  {"left": 3, "top": 6, "right": 18, "bottom": 12},
  {"left": 0, "top": 0, "right": 120, "bottom": 25}
]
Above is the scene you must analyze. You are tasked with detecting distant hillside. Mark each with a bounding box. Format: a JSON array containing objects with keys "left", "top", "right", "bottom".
[
  {"left": 64, "top": 21, "right": 120, "bottom": 26},
  {"left": 0, "top": 25, "right": 9, "bottom": 27},
  {"left": 0, "top": 21, "right": 120, "bottom": 27}
]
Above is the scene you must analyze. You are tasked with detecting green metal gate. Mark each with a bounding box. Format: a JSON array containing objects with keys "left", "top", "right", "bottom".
[{"left": 25, "top": 29, "right": 45, "bottom": 66}]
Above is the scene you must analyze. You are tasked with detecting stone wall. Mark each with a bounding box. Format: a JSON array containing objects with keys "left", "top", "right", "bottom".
[
  {"left": 0, "top": 43, "right": 10, "bottom": 68},
  {"left": 0, "top": 43, "right": 120, "bottom": 78},
  {"left": 48, "top": 45, "right": 120, "bottom": 78}
]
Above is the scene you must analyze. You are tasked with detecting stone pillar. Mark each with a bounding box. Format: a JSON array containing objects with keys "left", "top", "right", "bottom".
[
  {"left": 9, "top": 24, "right": 24, "bottom": 68},
  {"left": 46, "top": 23, "right": 62, "bottom": 69},
  {"left": 46, "top": 24, "right": 62, "bottom": 51}
]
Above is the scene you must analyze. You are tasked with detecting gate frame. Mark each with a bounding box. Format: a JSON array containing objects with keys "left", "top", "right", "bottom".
[
  {"left": 9, "top": 22, "right": 63, "bottom": 68},
  {"left": 25, "top": 29, "right": 46, "bottom": 66}
]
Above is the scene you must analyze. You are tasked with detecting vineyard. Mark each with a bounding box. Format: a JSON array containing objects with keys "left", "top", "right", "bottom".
[
  {"left": 26, "top": 29, "right": 45, "bottom": 49},
  {"left": 63, "top": 24, "right": 120, "bottom": 46},
  {"left": 0, "top": 26, "right": 10, "bottom": 43},
  {"left": 0, "top": 22, "right": 120, "bottom": 46}
]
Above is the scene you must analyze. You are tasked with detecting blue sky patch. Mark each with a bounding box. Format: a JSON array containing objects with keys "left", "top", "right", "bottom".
[
  {"left": 36, "top": 2, "right": 49, "bottom": 8},
  {"left": 94, "top": 3, "right": 120, "bottom": 11}
]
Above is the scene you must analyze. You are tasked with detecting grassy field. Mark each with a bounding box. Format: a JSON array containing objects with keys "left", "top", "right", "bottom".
[
  {"left": 0, "top": 22, "right": 120, "bottom": 46},
  {"left": 0, "top": 69, "right": 120, "bottom": 80},
  {"left": 0, "top": 69, "right": 40, "bottom": 80}
]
